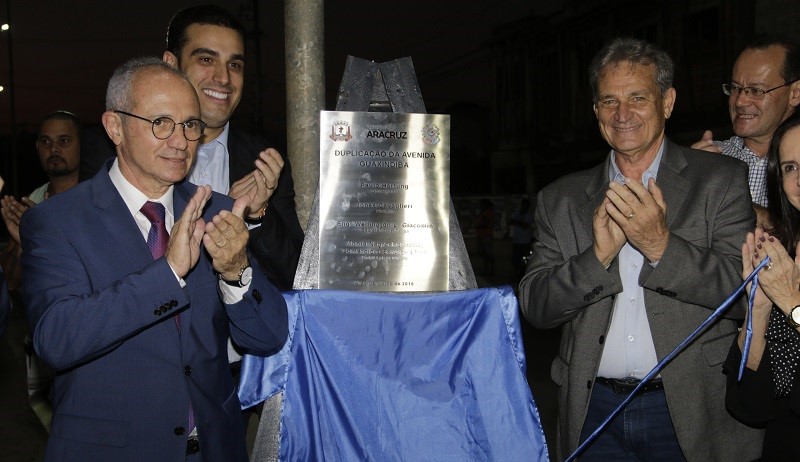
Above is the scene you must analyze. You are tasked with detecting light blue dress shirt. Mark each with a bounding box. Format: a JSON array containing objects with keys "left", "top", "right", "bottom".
[
  {"left": 188, "top": 123, "right": 230, "bottom": 194},
  {"left": 596, "top": 142, "right": 665, "bottom": 380}
]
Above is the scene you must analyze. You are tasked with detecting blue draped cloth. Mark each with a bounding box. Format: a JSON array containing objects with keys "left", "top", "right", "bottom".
[{"left": 239, "top": 286, "right": 549, "bottom": 461}]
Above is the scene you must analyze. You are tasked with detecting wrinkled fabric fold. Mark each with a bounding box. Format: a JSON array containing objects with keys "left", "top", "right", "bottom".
[{"left": 239, "top": 286, "right": 549, "bottom": 461}]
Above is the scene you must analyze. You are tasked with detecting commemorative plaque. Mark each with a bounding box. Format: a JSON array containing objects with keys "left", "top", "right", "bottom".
[{"left": 318, "top": 110, "right": 450, "bottom": 291}]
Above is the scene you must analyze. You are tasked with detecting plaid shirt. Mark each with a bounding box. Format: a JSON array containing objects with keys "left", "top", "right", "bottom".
[{"left": 714, "top": 136, "right": 768, "bottom": 207}]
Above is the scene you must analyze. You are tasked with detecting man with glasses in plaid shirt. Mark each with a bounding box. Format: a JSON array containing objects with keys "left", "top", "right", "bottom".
[{"left": 693, "top": 36, "right": 800, "bottom": 228}]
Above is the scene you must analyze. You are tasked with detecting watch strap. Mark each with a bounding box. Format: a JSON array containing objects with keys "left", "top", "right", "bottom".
[{"left": 221, "top": 265, "right": 250, "bottom": 287}]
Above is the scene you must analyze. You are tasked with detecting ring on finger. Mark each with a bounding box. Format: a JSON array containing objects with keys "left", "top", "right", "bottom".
[{"left": 626, "top": 211, "right": 635, "bottom": 219}]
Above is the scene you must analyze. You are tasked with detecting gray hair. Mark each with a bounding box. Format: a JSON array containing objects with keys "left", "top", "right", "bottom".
[
  {"left": 589, "top": 37, "right": 674, "bottom": 102},
  {"left": 105, "top": 57, "right": 188, "bottom": 111}
]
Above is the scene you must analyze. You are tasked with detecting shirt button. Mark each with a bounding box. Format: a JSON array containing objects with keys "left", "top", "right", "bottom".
[
  {"left": 627, "top": 335, "right": 635, "bottom": 342},
  {"left": 184, "top": 366, "right": 192, "bottom": 376},
  {"left": 174, "top": 426, "right": 185, "bottom": 436}
]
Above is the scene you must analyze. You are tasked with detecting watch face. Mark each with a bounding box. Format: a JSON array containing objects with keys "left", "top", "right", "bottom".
[
  {"left": 791, "top": 307, "right": 800, "bottom": 323},
  {"left": 240, "top": 266, "right": 253, "bottom": 286}
]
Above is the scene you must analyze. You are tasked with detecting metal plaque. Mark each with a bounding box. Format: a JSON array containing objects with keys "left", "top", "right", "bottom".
[{"left": 319, "top": 111, "right": 450, "bottom": 291}]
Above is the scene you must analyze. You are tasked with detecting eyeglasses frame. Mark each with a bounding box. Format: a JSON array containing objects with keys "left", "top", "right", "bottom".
[
  {"left": 722, "top": 78, "right": 800, "bottom": 100},
  {"left": 114, "top": 110, "right": 206, "bottom": 141}
]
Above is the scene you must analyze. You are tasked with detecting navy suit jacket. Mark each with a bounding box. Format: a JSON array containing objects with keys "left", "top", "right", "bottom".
[
  {"left": 80, "top": 125, "right": 305, "bottom": 291},
  {"left": 20, "top": 163, "right": 288, "bottom": 462}
]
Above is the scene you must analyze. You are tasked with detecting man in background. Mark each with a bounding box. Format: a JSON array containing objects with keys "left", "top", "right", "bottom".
[
  {"left": 2, "top": 110, "right": 82, "bottom": 275},
  {"left": 0, "top": 110, "right": 82, "bottom": 431},
  {"left": 693, "top": 36, "right": 800, "bottom": 227}
]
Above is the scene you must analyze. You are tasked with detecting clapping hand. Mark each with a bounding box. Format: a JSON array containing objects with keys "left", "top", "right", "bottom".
[
  {"left": 604, "top": 177, "right": 669, "bottom": 263},
  {"left": 203, "top": 194, "right": 250, "bottom": 281},
  {"left": 690, "top": 130, "right": 722, "bottom": 153},
  {"left": 749, "top": 228, "right": 800, "bottom": 316},
  {"left": 1, "top": 195, "right": 36, "bottom": 245},
  {"left": 166, "top": 185, "right": 211, "bottom": 278},
  {"left": 593, "top": 196, "right": 626, "bottom": 268},
  {"left": 229, "top": 148, "right": 284, "bottom": 221}
]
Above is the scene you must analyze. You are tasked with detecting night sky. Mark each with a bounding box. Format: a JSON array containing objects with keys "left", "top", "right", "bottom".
[{"left": 0, "top": 0, "right": 553, "bottom": 133}]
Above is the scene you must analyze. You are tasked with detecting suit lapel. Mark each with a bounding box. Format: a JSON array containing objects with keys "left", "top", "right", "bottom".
[
  {"left": 656, "top": 140, "right": 690, "bottom": 229},
  {"left": 578, "top": 159, "right": 612, "bottom": 239},
  {"left": 91, "top": 165, "right": 156, "bottom": 273},
  {"left": 578, "top": 142, "right": 691, "bottom": 234},
  {"left": 226, "top": 128, "right": 251, "bottom": 188},
  {"left": 91, "top": 166, "right": 191, "bottom": 349}
]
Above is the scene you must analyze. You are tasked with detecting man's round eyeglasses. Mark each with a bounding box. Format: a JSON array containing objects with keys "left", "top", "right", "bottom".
[
  {"left": 722, "top": 78, "right": 800, "bottom": 100},
  {"left": 114, "top": 110, "right": 205, "bottom": 141}
]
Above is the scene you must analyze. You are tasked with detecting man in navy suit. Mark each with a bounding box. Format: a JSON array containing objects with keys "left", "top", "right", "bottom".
[
  {"left": 20, "top": 57, "right": 288, "bottom": 461},
  {"left": 78, "top": 5, "right": 303, "bottom": 418}
]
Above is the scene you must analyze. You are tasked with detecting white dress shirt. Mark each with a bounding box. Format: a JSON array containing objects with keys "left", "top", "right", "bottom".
[{"left": 108, "top": 159, "right": 248, "bottom": 304}]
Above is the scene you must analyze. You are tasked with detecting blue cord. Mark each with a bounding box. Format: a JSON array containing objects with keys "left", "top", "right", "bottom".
[
  {"left": 565, "top": 256, "right": 771, "bottom": 462},
  {"left": 738, "top": 266, "right": 762, "bottom": 381}
]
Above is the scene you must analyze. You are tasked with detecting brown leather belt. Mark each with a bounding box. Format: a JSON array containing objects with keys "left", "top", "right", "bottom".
[{"left": 595, "top": 377, "right": 664, "bottom": 394}]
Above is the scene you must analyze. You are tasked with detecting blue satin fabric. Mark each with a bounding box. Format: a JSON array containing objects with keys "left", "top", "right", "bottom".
[{"left": 239, "top": 286, "right": 549, "bottom": 461}]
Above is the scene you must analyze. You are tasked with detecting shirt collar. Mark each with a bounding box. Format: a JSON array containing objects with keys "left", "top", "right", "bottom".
[
  {"left": 608, "top": 140, "right": 665, "bottom": 186},
  {"left": 108, "top": 158, "right": 175, "bottom": 219},
  {"left": 201, "top": 122, "right": 230, "bottom": 151}
]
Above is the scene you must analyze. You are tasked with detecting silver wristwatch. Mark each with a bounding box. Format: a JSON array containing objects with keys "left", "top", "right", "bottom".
[
  {"left": 788, "top": 305, "right": 800, "bottom": 328},
  {"left": 222, "top": 266, "right": 252, "bottom": 288}
]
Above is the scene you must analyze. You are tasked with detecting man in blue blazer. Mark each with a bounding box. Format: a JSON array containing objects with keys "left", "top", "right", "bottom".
[{"left": 20, "top": 57, "right": 288, "bottom": 461}]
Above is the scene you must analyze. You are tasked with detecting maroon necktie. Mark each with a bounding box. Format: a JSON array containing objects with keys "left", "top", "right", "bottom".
[
  {"left": 139, "top": 201, "right": 195, "bottom": 430},
  {"left": 140, "top": 201, "right": 168, "bottom": 260},
  {"left": 140, "top": 202, "right": 181, "bottom": 329}
]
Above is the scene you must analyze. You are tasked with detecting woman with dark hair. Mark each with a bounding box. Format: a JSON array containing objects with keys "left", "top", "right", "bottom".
[{"left": 725, "top": 113, "right": 800, "bottom": 461}]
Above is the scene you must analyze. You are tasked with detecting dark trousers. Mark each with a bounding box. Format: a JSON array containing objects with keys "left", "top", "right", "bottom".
[{"left": 577, "top": 381, "right": 686, "bottom": 462}]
